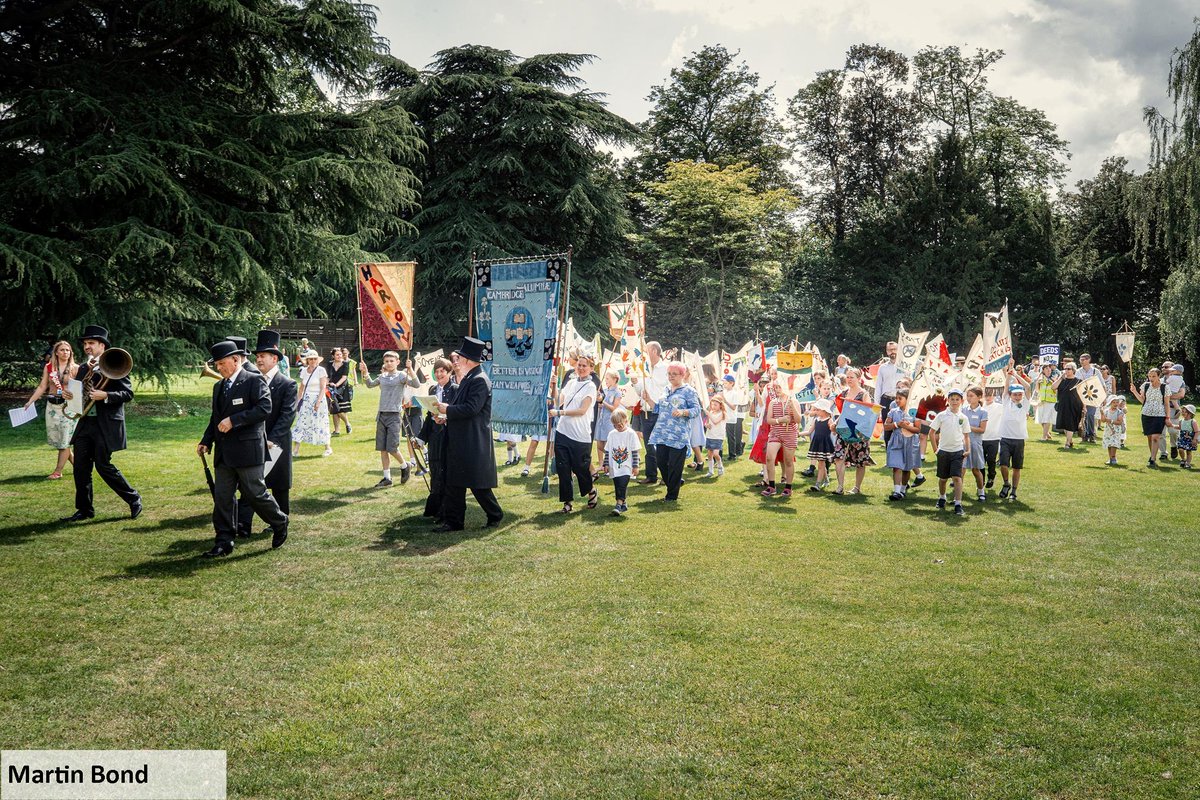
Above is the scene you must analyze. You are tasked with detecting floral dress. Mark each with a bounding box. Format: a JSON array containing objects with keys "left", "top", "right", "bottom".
[
  {"left": 1102, "top": 408, "right": 1125, "bottom": 449},
  {"left": 294, "top": 365, "right": 330, "bottom": 446}
]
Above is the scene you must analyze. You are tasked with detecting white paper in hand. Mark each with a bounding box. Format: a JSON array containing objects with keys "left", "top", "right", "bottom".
[
  {"left": 264, "top": 442, "right": 282, "bottom": 477},
  {"left": 9, "top": 405, "right": 37, "bottom": 427},
  {"left": 66, "top": 379, "right": 84, "bottom": 416}
]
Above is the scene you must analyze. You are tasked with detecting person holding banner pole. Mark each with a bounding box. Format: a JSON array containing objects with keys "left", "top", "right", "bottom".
[
  {"left": 550, "top": 353, "right": 598, "bottom": 513},
  {"left": 1076, "top": 354, "right": 1100, "bottom": 442},
  {"left": 632, "top": 342, "right": 668, "bottom": 485},
  {"left": 359, "top": 351, "right": 418, "bottom": 487},
  {"left": 832, "top": 369, "right": 875, "bottom": 495}
]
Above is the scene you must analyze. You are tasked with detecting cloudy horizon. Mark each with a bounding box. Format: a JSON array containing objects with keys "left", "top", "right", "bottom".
[{"left": 377, "top": 0, "right": 1196, "bottom": 188}]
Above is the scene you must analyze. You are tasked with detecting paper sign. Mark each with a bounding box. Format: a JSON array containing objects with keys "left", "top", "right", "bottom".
[
  {"left": 66, "top": 379, "right": 84, "bottom": 416},
  {"left": 9, "top": 405, "right": 37, "bottom": 427}
]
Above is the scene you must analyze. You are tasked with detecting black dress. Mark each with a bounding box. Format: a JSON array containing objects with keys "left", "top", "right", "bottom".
[
  {"left": 1055, "top": 377, "right": 1083, "bottom": 433},
  {"left": 329, "top": 362, "right": 352, "bottom": 413}
]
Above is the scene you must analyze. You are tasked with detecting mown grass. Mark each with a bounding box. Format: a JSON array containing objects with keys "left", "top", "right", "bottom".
[{"left": 1, "top": 375, "right": 1197, "bottom": 798}]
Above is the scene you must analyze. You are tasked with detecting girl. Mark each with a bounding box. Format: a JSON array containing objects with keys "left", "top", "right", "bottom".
[
  {"left": 962, "top": 387, "right": 989, "bottom": 501},
  {"left": 704, "top": 396, "right": 726, "bottom": 477},
  {"left": 1130, "top": 368, "right": 1169, "bottom": 468},
  {"left": 761, "top": 381, "right": 803, "bottom": 497},
  {"left": 981, "top": 389, "right": 1004, "bottom": 489},
  {"left": 593, "top": 371, "right": 623, "bottom": 477},
  {"left": 1035, "top": 363, "right": 1058, "bottom": 440},
  {"left": 1177, "top": 404, "right": 1196, "bottom": 468},
  {"left": 22, "top": 340, "right": 78, "bottom": 479},
  {"left": 499, "top": 433, "right": 521, "bottom": 467},
  {"left": 605, "top": 409, "right": 640, "bottom": 515},
  {"left": 805, "top": 399, "right": 836, "bottom": 491},
  {"left": 1101, "top": 395, "right": 1126, "bottom": 466},
  {"left": 883, "top": 389, "right": 921, "bottom": 500}
]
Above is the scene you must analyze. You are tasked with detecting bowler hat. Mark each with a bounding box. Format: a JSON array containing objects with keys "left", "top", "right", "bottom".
[
  {"left": 80, "top": 325, "right": 111, "bottom": 347},
  {"left": 224, "top": 336, "right": 250, "bottom": 355},
  {"left": 454, "top": 336, "right": 486, "bottom": 363},
  {"left": 252, "top": 330, "right": 284, "bottom": 358},
  {"left": 210, "top": 340, "right": 242, "bottom": 362}
]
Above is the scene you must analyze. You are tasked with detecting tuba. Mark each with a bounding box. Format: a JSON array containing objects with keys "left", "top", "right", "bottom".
[
  {"left": 66, "top": 348, "right": 133, "bottom": 419},
  {"left": 200, "top": 361, "right": 223, "bottom": 380}
]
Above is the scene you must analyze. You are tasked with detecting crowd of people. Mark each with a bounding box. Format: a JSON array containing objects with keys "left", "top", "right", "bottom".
[{"left": 19, "top": 326, "right": 1196, "bottom": 554}]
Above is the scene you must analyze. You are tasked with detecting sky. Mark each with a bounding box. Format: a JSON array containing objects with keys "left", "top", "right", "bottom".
[{"left": 375, "top": 0, "right": 1196, "bottom": 187}]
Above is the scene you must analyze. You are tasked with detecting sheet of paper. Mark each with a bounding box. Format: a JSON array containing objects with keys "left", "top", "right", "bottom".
[
  {"left": 264, "top": 442, "right": 282, "bottom": 477},
  {"left": 66, "top": 379, "right": 84, "bottom": 416},
  {"left": 415, "top": 395, "right": 441, "bottom": 415},
  {"left": 9, "top": 405, "right": 37, "bottom": 427}
]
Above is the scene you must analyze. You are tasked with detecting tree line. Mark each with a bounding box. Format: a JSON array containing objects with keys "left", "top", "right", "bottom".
[{"left": 2, "top": 1, "right": 1197, "bottom": 379}]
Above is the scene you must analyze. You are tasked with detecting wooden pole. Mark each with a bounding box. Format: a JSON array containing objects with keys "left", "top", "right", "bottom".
[{"left": 542, "top": 250, "right": 572, "bottom": 494}]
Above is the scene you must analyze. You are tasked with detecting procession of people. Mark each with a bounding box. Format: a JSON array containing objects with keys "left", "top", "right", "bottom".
[{"left": 17, "top": 319, "right": 1193, "bottom": 557}]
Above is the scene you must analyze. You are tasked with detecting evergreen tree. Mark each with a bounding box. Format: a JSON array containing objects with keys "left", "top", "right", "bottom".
[
  {"left": 379, "top": 45, "right": 638, "bottom": 343},
  {"left": 0, "top": 0, "right": 422, "bottom": 371}
]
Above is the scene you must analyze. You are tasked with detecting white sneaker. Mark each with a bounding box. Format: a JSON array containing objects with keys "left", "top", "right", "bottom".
[
  {"left": 718, "top": 465, "right": 725, "bottom": 476},
  {"left": 706, "top": 468, "right": 714, "bottom": 478},
  {"left": 521, "top": 466, "right": 530, "bottom": 477}
]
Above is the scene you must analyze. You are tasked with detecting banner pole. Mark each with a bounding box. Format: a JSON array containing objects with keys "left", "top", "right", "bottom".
[
  {"left": 542, "top": 249, "right": 572, "bottom": 494},
  {"left": 467, "top": 252, "right": 477, "bottom": 338},
  {"left": 354, "top": 265, "right": 365, "bottom": 359}
]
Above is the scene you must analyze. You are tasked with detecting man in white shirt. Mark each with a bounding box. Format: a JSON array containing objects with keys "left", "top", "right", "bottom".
[
  {"left": 876, "top": 341, "right": 900, "bottom": 446},
  {"left": 997, "top": 368, "right": 1032, "bottom": 503},
  {"left": 1076, "top": 353, "right": 1099, "bottom": 442},
  {"left": 632, "top": 341, "right": 669, "bottom": 484}
]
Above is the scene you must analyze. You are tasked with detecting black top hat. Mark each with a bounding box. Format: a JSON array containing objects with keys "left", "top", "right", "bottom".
[
  {"left": 80, "top": 325, "right": 111, "bottom": 347},
  {"left": 252, "top": 330, "right": 284, "bottom": 358},
  {"left": 224, "top": 336, "right": 250, "bottom": 355},
  {"left": 454, "top": 336, "right": 486, "bottom": 363},
  {"left": 210, "top": 340, "right": 242, "bottom": 362}
]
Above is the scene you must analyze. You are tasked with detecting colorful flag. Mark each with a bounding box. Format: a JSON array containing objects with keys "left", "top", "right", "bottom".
[
  {"left": 836, "top": 397, "right": 878, "bottom": 442},
  {"left": 777, "top": 351, "right": 816, "bottom": 403},
  {"left": 983, "top": 303, "right": 1012, "bottom": 373},
  {"left": 605, "top": 296, "right": 647, "bottom": 340},
  {"left": 1039, "top": 344, "right": 1061, "bottom": 366},
  {"left": 357, "top": 261, "right": 415, "bottom": 350},
  {"left": 1075, "top": 374, "right": 1108, "bottom": 407}
]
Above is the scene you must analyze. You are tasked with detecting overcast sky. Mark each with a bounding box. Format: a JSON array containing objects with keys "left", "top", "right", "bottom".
[{"left": 377, "top": 0, "right": 1195, "bottom": 188}]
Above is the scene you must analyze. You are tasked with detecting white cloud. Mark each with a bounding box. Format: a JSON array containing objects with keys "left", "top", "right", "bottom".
[{"left": 663, "top": 24, "right": 699, "bottom": 66}]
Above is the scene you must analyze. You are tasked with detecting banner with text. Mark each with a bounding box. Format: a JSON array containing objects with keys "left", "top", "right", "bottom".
[{"left": 357, "top": 261, "right": 415, "bottom": 350}]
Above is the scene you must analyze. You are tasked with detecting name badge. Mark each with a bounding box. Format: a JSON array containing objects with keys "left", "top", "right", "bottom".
[{"left": 232, "top": 398, "right": 244, "bottom": 406}]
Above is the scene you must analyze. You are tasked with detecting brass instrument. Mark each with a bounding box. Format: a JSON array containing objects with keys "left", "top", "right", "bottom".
[
  {"left": 200, "top": 361, "right": 223, "bottom": 380},
  {"left": 66, "top": 348, "right": 133, "bottom": 419}
]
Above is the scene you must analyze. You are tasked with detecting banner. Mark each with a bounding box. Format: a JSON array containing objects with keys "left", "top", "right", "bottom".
[
  {"left": 1115, "top": 331, "right": 1135, "bottom": 363},
  {"left": 777, "top": 351, "right": 816, "bottom": 403},
  {"left": 606, "top": 297, "right": 646, "bottom": 340},
  {"left": 836, "top": 397, "right": 878, "bottom": 442},
  {"left": 413, "top": 348, "right": 444, "bottom": 387},
  {"left": 898, "top": 324, "right": 929, "bottom": 377},
  {"left": 1039, "top": 344, "right": 1061, "bottom": 366},
  {"left": 1075, "top": 374, "right": 1108, "bottom": 407},
  {"left": 952, "top": 333, "right": 986, "bottom": 390},
  {"left": 473, "top": 256, "right": 565, "bottom": 436},
  {"left": 357, "top": 261, "right": 415, "bottom": 350},
  {"left": 982, "top": 304, "right": 1012, "bottom": 373},
  {"left": 723, "top": 341, "right": 755, "bottom": 390},
  {"left": 924, "top": 334, "right": 953, "bottom": 387},
  {"left": 618, "top": 300, "right": 650, "bottom": 380}
]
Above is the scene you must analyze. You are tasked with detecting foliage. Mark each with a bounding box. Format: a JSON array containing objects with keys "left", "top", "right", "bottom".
[
  {"left": 638, "top": 161, "right": 797, "bottom": 353},
  {"left": 0, "top": 0, "right": 423, "bottom": 375},
  {"left": 378, "top": 45, "right": 639, "bottom": 344}
]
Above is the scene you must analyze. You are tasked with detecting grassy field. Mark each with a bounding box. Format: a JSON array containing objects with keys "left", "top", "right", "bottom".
[{"left": 1, "top": 374, "right": 1197, "bottom": 799}]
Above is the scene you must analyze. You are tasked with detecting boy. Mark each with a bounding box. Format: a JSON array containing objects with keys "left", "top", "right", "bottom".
[
  {"left": 929, "top": 388, "right": 970, "bottom": 516},
  {"left": 360, "top": 352, "right": 419, "bottom": 487},
  {"left": 605, "top": 408, "right": 640, "bottom": 515},
  {"left": 998, "top": 366, "right": 1032, "bottom": 502}
]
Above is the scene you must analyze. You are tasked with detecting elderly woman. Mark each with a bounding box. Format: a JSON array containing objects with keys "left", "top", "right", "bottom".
[
  {"left": 22, "top": 340, "right": 79, "bottom": 479},
  {"left": 646, "top": 361, "right": 702, "bottom": 503},
  {"left": 327, "top": 348, "right": 353, "bottom": 436},
  {"left": 550, "top": 353, "right": 598, "bottom": 513},
  {"left": 293, "top": 349, "right": 332, "bottom": 456},
  {"left": 832, "top": 367, "right": 875, "bottom": 494},
  {"left": 1130, "top": 367, "right": 1169, "bottom": 468},
  {"left": 1052, "top": 362, "right": 1084, "bottom": 448}
]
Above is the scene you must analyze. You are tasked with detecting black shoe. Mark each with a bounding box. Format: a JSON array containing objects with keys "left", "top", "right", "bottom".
[
  {"left": 271, "top": 525, "right": 288, "bottom": 549},
  {"left": 374, "top": 478, "right": 393, "bottom": 488},
  {"left": 999, "top": 484, "right": 1011, "bottom": 499},
  {"left": 936, "top": 497, "right": 946, "bottom": 510},
  {"left": 800, "top": 466, "right": 816, "bottom": 478},
  {"left": 201, "top": 543, "right": 233, "bottom": 558},
  {"left": 637, "top": 478, "right": 658, "bottom": 485},
  {"left": 236, "top": 529, "right": 252, "bottom": 539},
  {"left": 60, "top": 511, "right": 94, "bottom": 522},
  {"left": 129, "top": 501, "right": 143, "bottom": 520},
  {"left": 913, "top": 475, "right": 927, "bottom": 487},
  {"left": 485, "top": 514, "right": 505, "bottom": 528},
  {"left": 887, "top": 492, "right": 903, "bottom": 501},
  {"left": 985, "top": 477, "right": 995, "bottom": 489},
  {"left": 400, "top": 465, "right": 411, "bottom": 484},
  {"left": 954, "top": 504, "right": 965, "bottom": 516},
  {"left": 434, "top": 523, "right": 463, "bottom": 532}
]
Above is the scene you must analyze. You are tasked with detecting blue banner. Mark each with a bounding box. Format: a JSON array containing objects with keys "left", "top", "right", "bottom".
[{"left": 474, "top": 256, "right": 565, "bottom": 436}]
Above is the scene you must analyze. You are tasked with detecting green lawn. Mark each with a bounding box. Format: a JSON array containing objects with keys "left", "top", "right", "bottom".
[{"left": 1, "top": 376, "right": 1197, "bottom": 799}]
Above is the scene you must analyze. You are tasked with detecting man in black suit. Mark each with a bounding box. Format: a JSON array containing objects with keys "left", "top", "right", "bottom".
[
  {"left": 236, "top": 330, "right": 297, "bottom": 537},
  {"left": 61, "top": 325, "right": 142, "bottom": 522},
  {"left": 436, "top": 337, "right": 503, "bottom": 531},
  {"left": 414, "top": 357, "right": 456, "bottom": 521},
  {"left": 197, "top": 340, "right": 288, "bottom": 557}
]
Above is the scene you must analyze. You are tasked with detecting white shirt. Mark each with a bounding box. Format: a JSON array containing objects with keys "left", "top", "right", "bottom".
[
  {"left": 556, "top": 378, "right": 597, "bottom": 443},
  {"left": 605, "top": 428, "right": 641, "bottom": 478},
  {"left": 264, "top": 365, "right": 280, "bottom": 381},
  {"left": 876, "top": 360, "right": 900, "bottom": 398},
  {"left": 998, "top": 396, "right": 1029, "bottom": 439},
  {"left": 640, "top": 359, "right": 669, "bottom": 407},
  {"left": 982, "top": 400, "right": 1004, "bottom": 441},
  {"left": 930, "top": 409, "right": 969, "bottom": 452},
  {"left": 298, "top": 365, "right": 326, "bottom": 400}
]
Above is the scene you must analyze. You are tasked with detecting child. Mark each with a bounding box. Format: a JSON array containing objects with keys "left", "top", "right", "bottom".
[
  {"left": 962, "top": 387, "right": 989, "bottom": 501},
  {"left": 929, "top": 388, "right": 970, "bottom": 516},
  {"left": 704, "top": 396, "right": 727, "bottom": 477},
  {"left": 1178, "top": 404, "right": 1196, "bottom": 468},
  {"left": 981, "top": 389, "right": 1004, "bottom": 488},
  {"left": 805, "top": 398, "right": 837, "bottom": 491},
  {"left": 499, "top": 433, "right": 521, "bottom": 467},
  {"left": 998, "top": 368, "right": 1033, "bottom": 502},
  {"left": 605, "top": 409, "right": 641, "bottom": 515},
  {"left": 594, "top": 371, "right": 623, "bottom": 477},
  {"left": 883, "top": 389, "right": 921, "bottom": 500},
  {"left": 359, "top": 352, "right": 419, "bottom": 487},
  {"left": 1102, "top": 395, "right": 1126, "bottom": 466}
]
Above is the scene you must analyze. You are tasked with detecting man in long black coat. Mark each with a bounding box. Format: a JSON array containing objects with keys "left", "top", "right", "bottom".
[
  {"left": 415, "top": 357, "right": 456, "bottom": 521},
  {"left": 436, "top": 337, "right": 503, "bottom": 531},
  {"left": 62, "top": 325, "right": 143, "bottom": 522},
  {"left": 198, "top": 340, "right": 289, "bottom": 557},
  {"left": 237, "top": 330, "right": 297, "bottom": 536}
]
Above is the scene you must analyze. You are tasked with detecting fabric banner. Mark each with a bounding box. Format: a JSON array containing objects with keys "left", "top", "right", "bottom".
[
  {"left": 982, "top": 304, "right": 1012, "bottom": 373},
  {"left": 1115, "top": 331, "right": 1135, "bottom": 363},
  {"left": 357, "top": 261, "right": 415, "bottom": 350},
  {"left": 606, "top": 298, "right": 646, "bottom": 340},
  {"left": 777, "top": 351, "right": 816, "bottom": 403},
  {"left": 413, "top": 349, "right": 444, "bottom": 387},
  {"left": 898, "top": 325, "right": 929, "bottom": 377},
  {"left": 837, "top": 397, "right": 879, "bottom": 442},
  {"left": 723, "top": 341, "right": 755, "bottom": 390},
  {"left": 473, "top": 256, "right": 565, "bottom": 436},
  {"left": 358, "top": 283, "right": 396, "bottom": 350},
  {"left": 618, "top": 305, "right": 650, "bottom": 379},
  {"left": 924, "top": 334, "right": 953, "bottom": 387},
  {"left": 1075, "top": 374, "right": 1108, "bottom": 407},
  {"left": 1039, "top": 344, "right": 1061, "bottom": 365}
]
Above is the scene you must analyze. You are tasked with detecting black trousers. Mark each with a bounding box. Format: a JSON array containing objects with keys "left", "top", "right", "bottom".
[
  {"left": 725, "top": 419, "right": 742, "bottom": 459},
  {"left": 982, "top": 439, "right": 1000, "bottom": 482},
  {"left": 424, "top": 457, "right": 446, "bottom": 518},
  {"left": 642, "top": 413, "right": 660, "bottom": 480},
  {"left": 73, "top": 422, "right": 140, "bottom": 514},
  {"left": 442, "top": 485, "right": 503, "bottom": 530},
  {"left": 214, "top": 462, "right": 287, "bottom": 546},
  {"left": 555, "top": 436, "right": 593, "bottom": 503},
  {"left": 655, "top": 443, "right": 688, "bottom": 500},
  {"left": 613, "top": 475, "right": 630, "bottom": 503},
  {"left": 236, "top": 483, "right": 290, "bottom": 534}
]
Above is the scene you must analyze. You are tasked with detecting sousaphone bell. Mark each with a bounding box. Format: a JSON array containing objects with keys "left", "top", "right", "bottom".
[{"left": 66, "top": 348, "right": 133, "bottom": 419}]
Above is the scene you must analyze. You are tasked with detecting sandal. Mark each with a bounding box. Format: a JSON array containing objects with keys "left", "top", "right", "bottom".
[
  {"left": 586, "top": 490, "right": 599, "bottom": 509},
  {"left": 561, "top": 503, "right": 573, "bottom": 513},
  {"left": 780, "top": 488, "right": 792, "bottom": 498},
  {"left": 761, "top": 487, "right": 776, "bottom": 497},
  {"left": 47, "top": 472, "right": 62, "bottom": 480}
]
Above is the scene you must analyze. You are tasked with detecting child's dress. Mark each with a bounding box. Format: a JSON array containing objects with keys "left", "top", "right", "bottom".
[
  {"left": 594, "top": 386, "right": 621, "bottom": 441},
  {"left": 1102, "top": 409, "right": 1126, "bottom": 449},
  {"left": 807, "top": 417, "right": 836, "bottom": 462},
  {"left": 884, "top": 407, "right": 919, "bottom": 470},
  {"left": 1178, "top": 418, "right": 1196, "bottom": 451}
]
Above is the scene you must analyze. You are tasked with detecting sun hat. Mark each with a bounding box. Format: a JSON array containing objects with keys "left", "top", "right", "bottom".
[
  {"left": 1185, "top": 404, "right": 1196, "bottom": 415},
  {"left": 301, "top": 349, "right": 321, "bottom": 362}
]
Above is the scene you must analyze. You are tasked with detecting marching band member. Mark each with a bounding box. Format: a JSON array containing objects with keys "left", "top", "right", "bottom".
[{"left": 235, "top": 331, "right": 297, "bottom": 536}]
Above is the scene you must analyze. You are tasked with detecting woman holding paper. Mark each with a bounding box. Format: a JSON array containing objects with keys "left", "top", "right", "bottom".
[{"left": 22, "top": 340, "right": 78, "bottom": 479}]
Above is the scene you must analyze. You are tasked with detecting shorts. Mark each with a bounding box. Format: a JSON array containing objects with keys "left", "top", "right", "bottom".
[
  {"left": 1141, "top": 414, "right": 1166, "bottom": 436},
  {"left": 920, "top": 423, "right": 931, "bottom": 435},
  {"left": 998, "top": 438, "right": 1025, "bottom": 470},
  {"left": 405, "top": 407, "right": 423, "bottom": 436},
  {"left": 936, "top": 449, "right": 964, "bottom": 480},
  {"left": 704, "top": 437, "right": 724, "bottom": 451},
  {"left": 376, "top": 412, "right": 402, "bottom": 453}
]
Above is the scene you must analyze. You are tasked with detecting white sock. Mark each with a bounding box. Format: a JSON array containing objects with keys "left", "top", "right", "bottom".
[
  {"left": 939, "top": 493, "right": 946, "bottom": 500},
  {"left": 894, "top": 484, "right": 903, "bottom": 494},
  {"left": 382, "top": 468, "right": 391, "bottom": 480}
]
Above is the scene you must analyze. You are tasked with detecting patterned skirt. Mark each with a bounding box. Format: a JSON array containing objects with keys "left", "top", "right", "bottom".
[
  {"left": 294, "top": 397, "right": 331, "bottom": 445},
  {"left": 833, "top": 436, "right": 875, "bottom": 467},
  {"left": 46, "top": 403, "right": 77, "bottom": 449}
]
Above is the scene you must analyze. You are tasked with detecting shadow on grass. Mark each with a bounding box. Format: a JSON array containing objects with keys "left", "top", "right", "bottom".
[
  {"left": 0, "top": 474, "right": 48, "bottom": 486},
  {"left": 103, "top": 541, "right": 276, "bottom": 579},
  {"left": 1082, "top": 464, "right": 1129, "bottom": 471},
  {"left": 287, "top": 486, "right": 380, "bottom": 516},
  {"left": 368, "top": 510, "right": 515, "bottom": 557},
  {"left": 0, "top": 515, "right": 112, "bottom": 545},
  {"left": 143, "top": 512, "right": 212, "bottom": 532}
]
